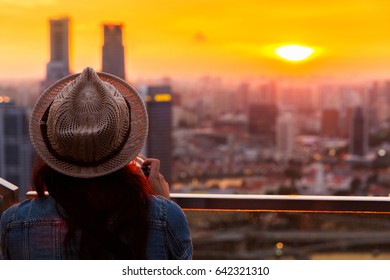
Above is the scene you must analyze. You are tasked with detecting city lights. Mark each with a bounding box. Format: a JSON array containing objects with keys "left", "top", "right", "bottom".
[
  {"left": 378, "top": 149, "right": 387, "bottom": 157},
  {"left": 154, "top": 93, "right": 172, "bottom": 102},
  {"left": 276, "top": 242, "right": 284, "bottom": 250},
  {"left": 0, "top": 96, "right": 10, "bottom": 103}
]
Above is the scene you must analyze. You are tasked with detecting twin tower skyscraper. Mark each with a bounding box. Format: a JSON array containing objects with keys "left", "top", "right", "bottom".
[{"left": 45, "top": 17, "right": 125, "bottom": 84}]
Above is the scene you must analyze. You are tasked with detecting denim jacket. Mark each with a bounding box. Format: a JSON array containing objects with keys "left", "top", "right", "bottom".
[{"left": 0, "top": 195, "right": 192, "bottom": 260}]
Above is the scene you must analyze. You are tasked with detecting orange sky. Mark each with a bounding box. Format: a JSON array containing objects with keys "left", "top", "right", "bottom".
[{"left": 1, "top": 0, "right": 390, "bottom": 81}]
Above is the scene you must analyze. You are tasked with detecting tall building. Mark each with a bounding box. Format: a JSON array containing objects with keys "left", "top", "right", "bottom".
[
  {"left": 143, "top": 86, "right": 173, "bottom": 184},
  {"left": 278, "top": 86, "right": 316, "bottom": 111},
  {"left": 276, "top": 112, "right": 297, "bottom": 160},
  {"left": 319, "top": 85, "right": 342, "bottom": 110},
  {"left": 340, "top": 107, "right": 354, "bottom": 138},
  {"left": 255, "top": 82, "right": 277, "bottom": 105},
  {"left": 248, "top": 103, "right": 278, "bottom": 145},
  {"left": 237, "top": 83, "right": 249, "bottom": 109},
  {"left": 349, "top": 107, "right": 368, "bottom": 157},
  {"left": 102, "top": 24, "right": 125, "bottom": 80},
  {"left": 321, "top": 109, "right": 340, "bottom": 138},
  {"left": 45, "top": 17, "right": 70, "bottom": 83},
  {"left": 0, "top": 99, "right": 33, "bottom": 201},
  {"left": 366, "top": 82, "right": 389, "bottom": 132}
]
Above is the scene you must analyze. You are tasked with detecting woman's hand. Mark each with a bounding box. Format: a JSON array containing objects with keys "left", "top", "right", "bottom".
[{"left": 141, "top": 158, "right": 170, "bottom": 199}]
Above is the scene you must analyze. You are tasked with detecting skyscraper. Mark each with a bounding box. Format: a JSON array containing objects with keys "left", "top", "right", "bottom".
[
  {"left": 248, "top": 103, "right": 278, "bottom": 145},
  {"left": 276, "top": 112, "right": 297, "bottom": 160},
  {"left": 321, "top": 109, "right": 340, "bottom": 138},
  {"left": 102, "top": 24, "right": 125, "bottom": 80},
  {"left": 46, "top": 17, "right": 70, "bottom": 82},
  {"left": 143, "top": 86, "right": 173, "bottom": 184},
  {"left": 349, "top": 107, "right": 368, "bottom": 157},
  {"left": 0, "top": 99, "right": 33, "bottom": 201}
]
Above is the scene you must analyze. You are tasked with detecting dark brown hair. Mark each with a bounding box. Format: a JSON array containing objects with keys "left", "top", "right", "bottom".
[{"left": 32, "top": 156, "right": 152, "bottom": 259}]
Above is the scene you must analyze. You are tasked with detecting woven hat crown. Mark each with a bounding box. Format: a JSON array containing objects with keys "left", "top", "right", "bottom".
[
  {"left": 47, "top": 67, "right": 130, "bottom": 164},
  {"left": 30, "top": 67, "right": 148, "bottom": 178}
]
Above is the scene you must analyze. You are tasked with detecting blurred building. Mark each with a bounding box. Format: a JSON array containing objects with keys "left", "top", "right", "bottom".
[
  {"left": 339, "top": 107, "right": 354, "bottom": 138},
  {"left": 102, "top": 24, "right": 125, "bottom": 80},
  {"left": 366, "top": 82, "right": 389, "bottom": 132},
  {"left": 276, "top": 112, "right": 297, "bottom": 160},
  {"left": 321, "top": 109, "right": 340, "bottom": 138},
  {"left": 45, "top": 17, "right": 70, "bottom": 85},
  {"left": 235, "top": 83, "right": 249, "bottom": 113},
  {"left": 0, "top": 99, "right": 33, "bottom": 201},
  {"left": 256, "top": 82, "right": 276, "bottom": 105},
  {"left": 143, "top": 85, "right": 173, "bottom": 184},
  {"left": 319, "top": 85, "right": 342, "bottom": 110},
  {"left": 248, "top": 104, "right": 278, "bottom": 145},
  {"left": 349, "top": 107, "right": 368, "bottom": 157},
  {"left": 278, "top": 86, "right": 317, "bottom": 111}
]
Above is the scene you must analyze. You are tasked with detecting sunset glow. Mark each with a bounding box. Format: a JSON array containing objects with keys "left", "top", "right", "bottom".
[
  {"left": 275, "top": 45, "right": 315, "bottom": 62},
  {"left": 1, "top": 1, "right": 390, "bottom": 81}
]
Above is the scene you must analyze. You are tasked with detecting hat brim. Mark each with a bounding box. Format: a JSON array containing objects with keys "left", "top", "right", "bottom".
[{"left": 30, "top": 72, "right": 148, "bottom": 178}]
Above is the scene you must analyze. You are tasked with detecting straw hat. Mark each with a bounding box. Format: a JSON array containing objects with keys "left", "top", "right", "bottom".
[{"left": 29, "top": 67, "right": 148, "bottom": 178}]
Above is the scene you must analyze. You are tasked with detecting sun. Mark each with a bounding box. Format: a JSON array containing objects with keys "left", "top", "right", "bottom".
[{"left": 274, "top": 44, "right": 315, "bottom": 62}]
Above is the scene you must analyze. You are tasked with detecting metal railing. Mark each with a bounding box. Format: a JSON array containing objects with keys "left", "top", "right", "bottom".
[
  {"left": 0, "top": 178, "right": 19, "bottom": 214},
  {"left": 171, "top": 193, "right": 390, "bottom": 214},
  {"left": 1, "top": 185, "right": 389, "bottom": 214}
]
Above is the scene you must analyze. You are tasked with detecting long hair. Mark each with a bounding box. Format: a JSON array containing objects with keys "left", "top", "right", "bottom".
[{"left": 32, "top": 156, "right": 153, "bottom": 259}]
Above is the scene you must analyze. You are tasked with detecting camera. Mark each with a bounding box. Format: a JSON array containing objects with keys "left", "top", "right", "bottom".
[
  {"left": 135, "top": 155, "right": 150, "bottom": 177},
  {"left": 141, "top": 166, "right": 150, "bottom": 177}
]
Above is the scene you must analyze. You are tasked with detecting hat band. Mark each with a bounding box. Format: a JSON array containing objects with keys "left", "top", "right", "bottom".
[{"left": 40, "top": 100, "right": 132, "bottom": 168}]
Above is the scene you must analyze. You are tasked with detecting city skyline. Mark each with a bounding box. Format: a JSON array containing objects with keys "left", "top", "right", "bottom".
[{"left": 2, "top": 1, "right": 390, "bottom": 82}]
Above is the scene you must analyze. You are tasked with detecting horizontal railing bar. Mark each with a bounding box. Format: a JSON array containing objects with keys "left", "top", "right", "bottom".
[
  {"left": 170, "top": 193, "right": 390, "bottom": 213},
  {"left": 24, "top": 191, "right": 390, "bottom": 213}
]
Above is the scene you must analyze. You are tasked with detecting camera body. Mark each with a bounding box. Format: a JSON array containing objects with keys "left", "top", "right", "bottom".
[
  {"left": 135, "top": 155, "right": 150, "bottom": 177},
  {"left": 141, "top": 166, "right": 150, "bottom": 177}
]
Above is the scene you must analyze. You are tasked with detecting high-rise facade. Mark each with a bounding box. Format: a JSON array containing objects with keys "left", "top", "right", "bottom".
[
  {"left": 102, "top": 24, "right": 125, "bottom": 80},
  {"left": 321, "top": 109, "right": 340, "bottom": 138},
  {"left": 143, "top": 86, "right": 173, "bottom": 184},
  {"left": 276, "top": 112, "right": 297, "bottom": 160},
  {"left": 0, "top": 100, "right": 33, "bottom": 201},
  {"left": 46, "top": 17, "right": 70, "bottom": 83},
  {"left": 248, "top": 103, "right": 278, "bottom": 145},
  {"left": 349, "top": 107, "right": 368, "bottom": 157}
]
